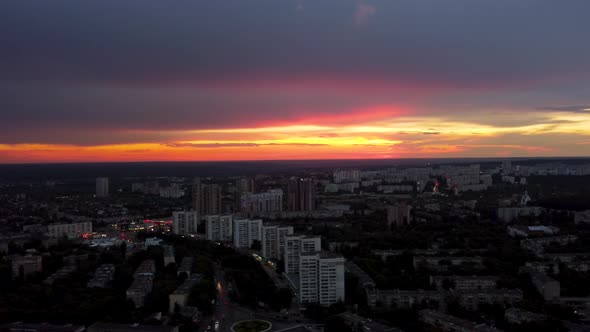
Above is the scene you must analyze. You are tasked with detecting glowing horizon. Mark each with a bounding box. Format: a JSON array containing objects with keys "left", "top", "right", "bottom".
[{"left": 1, "top": 1, "right": 590, "bottom": 163}]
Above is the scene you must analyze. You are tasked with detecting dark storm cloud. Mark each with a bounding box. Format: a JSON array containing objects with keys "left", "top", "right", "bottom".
[{"left": 2, "top": 0, "right": 590, "bottom": 85}]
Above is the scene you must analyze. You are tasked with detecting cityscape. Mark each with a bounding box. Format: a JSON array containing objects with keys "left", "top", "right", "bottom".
[
  {"left": 2, "top": 1, "right": 590, "bottom": 332},
  {"left": 2, "top": 159, "right": 590, "bottom": 332}
]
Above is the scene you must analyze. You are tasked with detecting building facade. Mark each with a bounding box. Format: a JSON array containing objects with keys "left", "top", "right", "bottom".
[
  {"left": 284, "top": 236, "right": 322, "bottom": 274},
  {"left": 205, "top": 214, "right": 233, "bottom": 242},
  {"left": 172, "top": 211, "right": 199, "bottom": 235},
  {"left": 47, "top": 221, "right": 92, "bottom": 238},
  {"left": 387, "top": 203, "right": 412, "bottom": 227},
  {"left": 261, "top": 225, "right": 293, "bottom": 260},
  {"left": 96, "top": 177, "right": 109, "bottom": 197},
  {"left": 11, "top": 254, "right": 42, "bottom": 279},
  {"left": 299, "top": 252, "right": 345, "bottom": 306},
  {"left": 241, "top": 189, "right": 283, "bottom": 213},
  {"left": 193, "top": 183, "right": 222, "bottom": 215},
  {"left": 287, "top": 178, "right": 316, "bottom": 211},
  {"left": 232, "top": 218, "right": 262, "bottom": 248}
]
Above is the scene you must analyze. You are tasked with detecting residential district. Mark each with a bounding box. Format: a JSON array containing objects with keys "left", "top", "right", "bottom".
[{"left": 1, "top": 159, "right": 590, "bottom": 331}]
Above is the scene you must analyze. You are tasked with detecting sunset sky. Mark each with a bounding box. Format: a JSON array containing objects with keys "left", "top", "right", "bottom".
[{"left": 1, "top": 0, "right": 590, "bottom": 163}]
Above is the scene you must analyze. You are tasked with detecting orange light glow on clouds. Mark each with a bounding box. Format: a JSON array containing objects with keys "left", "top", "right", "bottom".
[{"left": 3, "top": 108, "right": 590, "bottom": 163}]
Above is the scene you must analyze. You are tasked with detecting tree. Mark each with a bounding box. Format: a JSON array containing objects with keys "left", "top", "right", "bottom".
[
  {"left": 271, "top": 288, "right": 292, "bottom": 310},
  {"left": 441, "top": 278, "right": 455, "bottom": 290},
  {"left": 251, "top": 240, "right": 262, "bottom": 251},
  {"left": 325, "top": 316, "right": 353, "bottom": 332}
]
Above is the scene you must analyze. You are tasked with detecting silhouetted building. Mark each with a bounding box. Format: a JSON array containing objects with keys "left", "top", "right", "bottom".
[
  {"left": 172, "top": 211, "right": 199, "bottom": 235},
  {"left": 387, "top": 203, "right": 412, "bottom": 227},
  {"left": 232, "top": 218, "right": 262, "bottom": 248},
  {"left": 235, "top": 178, "right": 255, "bottom": 211},
  {"left": 96, "top": 177, "right": 109, "bottom": 197},
  {"left": 287, "top": 178, "right": 316, "bottom": 211},
  {"left": 205, "top": 214, "right": 233, "bottom": 242},
  {"left": 193, "top": 183, "right": 221, "bottom": 215},
  {"left": 241, "top": 189, "right": 283, "bottom": 212},
  {"left": 262, "top": 224, "right": 293, "bottom": 259}
]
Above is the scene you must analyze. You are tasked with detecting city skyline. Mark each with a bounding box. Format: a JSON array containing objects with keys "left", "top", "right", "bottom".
[{"left": 1, "top": 0, "right": 590, "bottom": 163}]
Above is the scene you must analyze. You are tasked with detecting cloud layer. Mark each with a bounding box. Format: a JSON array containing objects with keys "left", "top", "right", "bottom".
[{"left": 0, "top": 0, "right": 589, "bottom": 162}]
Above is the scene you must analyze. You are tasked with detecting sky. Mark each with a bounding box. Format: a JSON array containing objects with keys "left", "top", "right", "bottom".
[{"left": 1, "top": 0, "right": 590, "bottom": 163}]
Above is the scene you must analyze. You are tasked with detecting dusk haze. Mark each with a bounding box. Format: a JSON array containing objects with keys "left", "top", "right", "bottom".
[{"left": 1, "top": 0, "right": 590, "bottom": 163}]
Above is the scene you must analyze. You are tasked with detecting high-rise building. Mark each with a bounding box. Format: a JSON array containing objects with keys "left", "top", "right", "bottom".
[
  {"left": 387, "top": 203, "right": 412, "bottom": 228},
  {"left": 284, "top": 236, "right": 321, "bottom": 274},
  {"left": 193, "top": 183, "right": 222, "bottom": 215},
  {"left": 287, "top": 178, "right": 316, "bottom": 211},
  {"left": 502, "top": 160, "right": 513, "bottom": 175},
  {"left": 333, "top": 169, "right": 360, "bottom": 184},
  {"left": 172, "top": 211, "right": 199, "bottom": 235},
  {"left": 235, "top": 178, "right": 255, "bottom": 211},
  {"left": 261, "top": 225, "right": 293, "bottom": 260},
  {"left": 206, "top": 214, "right": 233, "bottom": 242},
  {"left": 241, "top": 189, "right": 283, "bottom": 213},
  {"left": 232, "top": 218, "right": 262, "bottom": 248},
  {"left": 299, "top": 252, "right": 345, "bottom": 306},
  {"left": 96, "top": 177, "right": 109, "bottom": 197}
]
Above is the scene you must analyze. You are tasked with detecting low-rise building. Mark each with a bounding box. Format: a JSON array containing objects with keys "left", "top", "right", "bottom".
[
  {"left": 126, "top": 275, "right": 154, "bottom": 308},
  {"left": 455, "top": 289, "right": 523, "bottom": 311},
  {"left": 367, "top": 289, "right": 444, "bottom": 309},
  {"left": 133, "top": 259, "right": 156, "bottom": 277},
  {"left": 413, "top": 256, "right": 484, "bottom": 271},
  {"left": 10, "top": 254, "right": 42, "bottom": 279},
  {"left": 419, "top": 309, "right": 500, "bottom": 332},
  {"left": 431, "top": 275, "right": 498, "bottom": 291},
  {"left": 88, "top": 264, "right": 116, "bottom": 288},
  {"left": 169, "top": 274, "right": 203, "bottom": 313},
  {"left": 504, "top": 308, "right": 546, "bottom": 325},
  {"left": 520, "top": 235, "right": 577, "bottom": 256},
  {"left": 497, "top": 206, "right": 543, "bottom": 222},
  {"left": 47, "top": 221, "right": 92, "bottom": 238},
  {"left": 177, "top": 257, "right": 194, "bottom": 276},
  {"left": 527, "top": 269, "right": 560, "bottom": 301},
  {"left": 44, "top": 264, "right": 77, "bottom": 285},
  {"left": 507, "top": 225, "right": 558, "bottom": 238},
  {"left": 163, "top": 245, "right": 175, "bottom": 266},
  {"left": 127, "top": 260, "right": 156, "bottom": 307}
]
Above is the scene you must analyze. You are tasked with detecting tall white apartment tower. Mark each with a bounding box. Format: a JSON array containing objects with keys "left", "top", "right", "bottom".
[
  {"left": 232, "top": 219, "right": 262, "bottom": 248},
  {"left": 261, "top": 225, "right": 293, "bottom": 259},
  {"left": 299, "top": 252, "right": 345, "bottom": 306},
  {"left": 96, "top": 177, "right": 109, "bottom": 197},
  {"left": 172, "top": 211, "right": 199, "bottom": 235},
  {"left": 206, "top": 214, "right": 233, "bottom": 242},
  {"left": 284, "top": 236, "right": 321, "bottom": 274}
]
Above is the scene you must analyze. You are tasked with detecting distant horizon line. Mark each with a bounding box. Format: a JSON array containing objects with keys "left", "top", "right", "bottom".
[{"left": 2, "top": 155, "right": 590, "bottom": 166}]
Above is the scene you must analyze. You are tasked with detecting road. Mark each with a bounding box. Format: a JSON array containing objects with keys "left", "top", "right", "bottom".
[{"left": 198, "top": 263, "right": 255, "bottom": 332}]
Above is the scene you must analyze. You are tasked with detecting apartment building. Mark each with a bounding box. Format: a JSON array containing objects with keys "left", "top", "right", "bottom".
[
  {"left": 284, "top": 236, "right": 321, "bottom": 274},
  {"left": 299, "top": 252, "right": 345, "bottom": 306},
  {"left": 205, "top": 214, "right": 233, "bottom": 242},
  {"left": 172, "top": 211, "right": 199, "bottom": 235},
  {"left": 261, "top": 224, "right": 293, "bottom": 260},
  {"left": 232, "top": 218, "right": 262, "bottom": 248}
]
